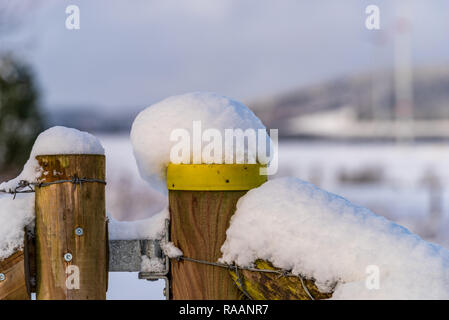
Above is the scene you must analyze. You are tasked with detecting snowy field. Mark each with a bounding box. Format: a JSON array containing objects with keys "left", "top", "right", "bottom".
[
  {"left": 277, "top": 141, "right": 449, "bottom": 247},
  {"left": 99, "top": 134, "right": 449, "bottom": 299}
]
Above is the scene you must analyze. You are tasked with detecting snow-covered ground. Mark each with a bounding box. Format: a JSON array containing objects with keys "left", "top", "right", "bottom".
[{"left": 99, "top": 134, "right": 449, "bottom": 299}]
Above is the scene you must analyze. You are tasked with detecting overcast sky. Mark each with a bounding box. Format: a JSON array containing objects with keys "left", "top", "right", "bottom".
[{"left": 2, "top": 0, "right": 449, "bottom": 112}]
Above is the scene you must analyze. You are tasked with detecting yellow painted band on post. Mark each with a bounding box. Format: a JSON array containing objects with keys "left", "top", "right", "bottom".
[{"left": 167, "top": 164, "right": 267, "bottom": 191}]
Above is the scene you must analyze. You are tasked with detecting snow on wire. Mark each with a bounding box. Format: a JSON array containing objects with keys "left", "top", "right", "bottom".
[{"left": 173, "top": 255, "right": 316, "bottom": 300}]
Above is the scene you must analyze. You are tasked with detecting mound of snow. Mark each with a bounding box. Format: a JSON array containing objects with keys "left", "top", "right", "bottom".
[
  {"left": 220, "top": 177, "right": 449, "bottom": 299},
  {"left": 0, "top": 194, "right": 34, "bottom": 260},
  {"left": 130, "top": 92, "right": 269, "bottom": 194},
  {"left": 0, "top": 126, "right": 104, "bottom": 192}
]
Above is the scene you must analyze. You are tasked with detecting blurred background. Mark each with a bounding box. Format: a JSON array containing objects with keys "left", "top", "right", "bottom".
[{"left": 1, "top": 0, "right": 449, "bottom": 299}]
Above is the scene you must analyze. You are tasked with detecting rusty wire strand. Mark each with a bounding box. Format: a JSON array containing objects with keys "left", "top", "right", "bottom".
[
  {"left": 0, "top": 178, "right": 107, "bottom": 199},
  {"left": 234, "top": 265, "right": 253, "bottom": 300}
]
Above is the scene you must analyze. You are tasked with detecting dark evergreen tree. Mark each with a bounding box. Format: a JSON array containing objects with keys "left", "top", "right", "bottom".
[{"left": 0, "top": 55, "right": 45, "bottom": 177}]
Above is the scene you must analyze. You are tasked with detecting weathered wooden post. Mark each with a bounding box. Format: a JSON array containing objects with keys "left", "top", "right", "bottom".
[
  {"left": 167, "top": 164, "right": 266, "bottom": 300},
  {"left": 34, "top": 155, "right": 107, "bottom": 300},
  {"left": 0, "top": 234, "right": 31, "bottom": 300}
]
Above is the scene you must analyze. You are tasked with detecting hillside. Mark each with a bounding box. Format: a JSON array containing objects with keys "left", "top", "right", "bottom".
[{"left": 250, "top": 65, "right": 449, "bottom": 138}]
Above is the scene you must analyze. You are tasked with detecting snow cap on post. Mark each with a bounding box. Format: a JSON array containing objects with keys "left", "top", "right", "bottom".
[
  {"left": 0, "top": 126, "right": 104, "bottom": 192},
  {"left": 130, "top": 92, "right": 271, "bottom": 194}
]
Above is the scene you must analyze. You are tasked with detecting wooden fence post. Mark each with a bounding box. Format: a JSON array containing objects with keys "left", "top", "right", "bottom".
[
  {"left": 0, "top": 232, "right": 31, "bottom": 300},
  {"left": 167, "top": 164, "right": 266, "bottom": 300},
  {"left": 34, "top": 155, "right": 107, "bottom": 300}
]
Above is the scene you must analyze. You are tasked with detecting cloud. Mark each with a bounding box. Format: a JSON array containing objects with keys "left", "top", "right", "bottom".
[{"left": 5, "top": 0, "right": 449, "bottom": 111}]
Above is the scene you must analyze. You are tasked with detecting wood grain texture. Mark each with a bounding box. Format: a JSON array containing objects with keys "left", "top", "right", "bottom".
[
  {"left": 169, "top": 190, "right": 246, "bottom": 300},
  {"left": 35, "top": 155, "right": 107, "bottom": 300},
  {"left": 229, "top": 260, "right": 333, "bottom": 300},
  {"left": 0, "top": 245, "right": 30, "bottom": 300}
]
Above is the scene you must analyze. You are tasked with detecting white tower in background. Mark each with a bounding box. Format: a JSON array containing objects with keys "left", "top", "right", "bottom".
[{"left": 394, "top": 1, "right": 415, "bottom": 143}]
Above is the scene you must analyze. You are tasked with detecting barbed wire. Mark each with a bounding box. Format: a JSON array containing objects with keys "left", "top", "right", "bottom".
[
  {"left": 0, "top": 177, "right": 107, "bottom": 199},
  {"left": 173, "top": 255, "right": 315, "bottom": 300}
]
